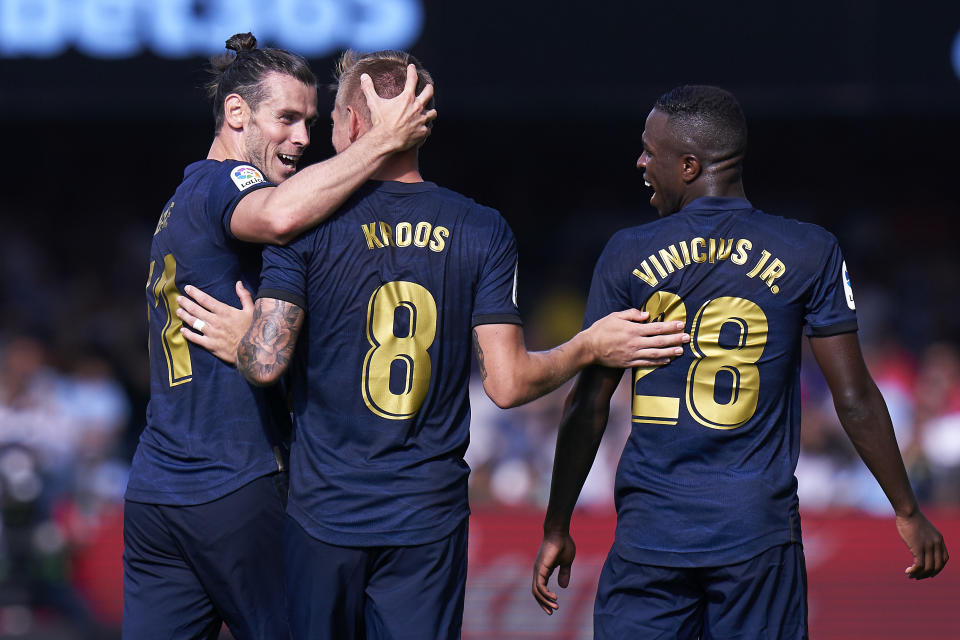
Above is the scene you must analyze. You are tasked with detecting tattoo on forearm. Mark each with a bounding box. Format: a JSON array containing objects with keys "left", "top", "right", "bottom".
[
  {"left": 473, "top": 328, "right": 487, "bottom": 381},
  {"left": 237, "top": 299, "right": 304, "bottom": 384}
]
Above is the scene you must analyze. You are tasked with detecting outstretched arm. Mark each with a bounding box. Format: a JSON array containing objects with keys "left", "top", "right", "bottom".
[
  {"left": 231, "top": 65, "right": 437, "bottom": 244},
  {"left": 473, "top": 309, "right": 687, "bottom": 409},
  {"left": 532, "top": 366, "right": 622, "bottom": 614},
  {"left": 236, "top": 298, "right": 305, "bottom": 386},
  {"left": 809, "top": 333, "right": 948, "bottom": 579}
]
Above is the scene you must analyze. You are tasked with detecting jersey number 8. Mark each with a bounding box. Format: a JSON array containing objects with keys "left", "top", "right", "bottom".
[{"left": 362, "top": 281, "right": 438, "bottom": 420}]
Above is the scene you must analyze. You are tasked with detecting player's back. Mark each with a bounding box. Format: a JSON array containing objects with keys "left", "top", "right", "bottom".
[
  {"left": 259, "top": 180, "right": 519, "bottom": 547},
  {"left": 128, "top": 160, "right": 286, "bottom": 506},
  {"left": 584, "top": 196, "right": 856, "bottom": 566}
]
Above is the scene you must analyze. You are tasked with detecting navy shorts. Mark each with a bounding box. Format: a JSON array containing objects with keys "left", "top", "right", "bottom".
[
  {"left": 284, "top": 514, "right": 468, "bottom": 640},
  {"left": 594, "top": 541, "right": 808, "bottom": 640},
  {"left": 122, "top": 472, "right": 289, "bottom": 640}
]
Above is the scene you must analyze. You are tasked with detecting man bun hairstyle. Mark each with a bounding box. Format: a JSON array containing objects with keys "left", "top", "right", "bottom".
[
  {"left": 206, "top": 32, "right": 317, "bottom": 132},
  {"left": 654, "top": 85, "right": 747, "bottom": 168},
  {"left": 333, "top": 50, "right": 434, "bottom": 129}
]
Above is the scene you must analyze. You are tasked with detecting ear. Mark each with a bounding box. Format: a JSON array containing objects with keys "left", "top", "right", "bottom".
[
  {"left": 223, "top": 93, "right": 248, "bottom": 130},
  {"left": 347, "top": 106, "right": 362, "bottom": 143},
  {"left": 680, "top": 154, "right": 702, "bottom": 183}
]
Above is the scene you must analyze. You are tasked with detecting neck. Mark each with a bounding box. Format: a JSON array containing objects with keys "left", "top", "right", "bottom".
[
  {"left": 683, "top": 179, "right": 746, "bottom": 208},
  {"left": 208, "top": 128, "right": 245, "bottom": 162},
  {"left": 372, "top": 149, "right": 422, "bottom": 183}
]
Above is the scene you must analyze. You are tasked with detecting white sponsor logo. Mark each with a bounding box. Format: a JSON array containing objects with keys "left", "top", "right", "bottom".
[
  {"left": 230, "top": 165, "right": 265, "bottom": 191},
  {"left": 842, "top": 261, "right": 855, "bottom": 310},
  {"left": 0, "top": 0, "right": 423, "bottom": 59},
  {"left": 511, "top": 260, "right": 519, "bottom": 308}
]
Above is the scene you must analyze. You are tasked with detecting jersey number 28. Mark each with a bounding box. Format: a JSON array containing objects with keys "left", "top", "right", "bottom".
[{"left": 633, "top": 291, "right": 768, "bottom": 430}]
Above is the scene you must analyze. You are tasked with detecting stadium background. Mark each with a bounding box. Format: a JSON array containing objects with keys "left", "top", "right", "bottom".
[{"left": 1, "top": 0, "right": 959, "bottom": 637}]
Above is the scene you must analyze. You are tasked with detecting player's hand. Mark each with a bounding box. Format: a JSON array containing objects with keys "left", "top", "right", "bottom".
[
  {"left": 177, "top": 281, "right": 255, "bottom": 365},
  {"left": 532, "top": 531, "right": 577, "bottom": 615},
  {"left": 586, "top": 309, "right": 689, "bottom": 368},
  {"left": 362, "top": 64, "right": 436, "bottom": 152},
  {"left": 896, "top": 511, "right": 948, "bottom": 579}
]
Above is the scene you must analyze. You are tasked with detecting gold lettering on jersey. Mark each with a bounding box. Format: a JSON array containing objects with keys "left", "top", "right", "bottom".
[
  {"left": 758, "top": 259, "right": 786, "bottom": 294},
  {"left": 414, "top": 222, "right": 431, "bottom": 247},
  {"left": 731, "top": 238, "right": 751, "bottom": 265},
  {"left": 361, "top": 223, "right": 385, "bottom": 249},
  {"left": 429, "top": 226, "right": 449, "bottom": 253},
  {"left": 378, "top": 222, "right": 394, "bottom": 246},
  {"left": 632, "top": 261, "right": 658, "bottom": 287},
  {"left": 649, "top": 254, "right": 668, "bottom": 279},
  {"left": 154, "top": 202, "right": 174, "bottom": 236},
  {"left": 658, "top": 246, "right": 684, "bottom": 273},
  {"left": 716, "top": 238, "right": 733, "bottom": 262},
  {"left": 630, "top": 237, "right": 786, "bottom": 294},
  {"left": 745, "top": 250, "right": 770, "bottom": 278},
  {"left": 361, "top": 221, "right": 451, "bottom": 253},
  {"left": 691, "top": 237, "right": 706, "bottom": 263},
  {"left": 395, "top": 222, "right": 412, "bottom": 247}
]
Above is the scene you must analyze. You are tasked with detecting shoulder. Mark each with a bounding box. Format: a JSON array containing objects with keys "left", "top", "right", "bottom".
[
  {"left": 751, "top": 208, "right": 840, "bottom": 247},
  {"left": 428, "top": 184, "right": 512, "bottom": 234}
]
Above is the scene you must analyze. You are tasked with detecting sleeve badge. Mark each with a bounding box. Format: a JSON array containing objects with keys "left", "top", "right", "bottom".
[{"left": 230, "top": 165, "right": 266, "bottom": 191}]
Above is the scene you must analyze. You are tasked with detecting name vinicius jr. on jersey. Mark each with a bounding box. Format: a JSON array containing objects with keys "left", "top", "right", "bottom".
[
  {"left": 361, "top": 220, "right": 450, "bottom": 253},
  {"left": 631, "top": 237, "right": 787, "bottom": 294}
]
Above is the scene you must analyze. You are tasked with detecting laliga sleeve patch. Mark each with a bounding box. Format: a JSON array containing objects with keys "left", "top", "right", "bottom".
[
  {"left": 842, "top": 261, "right": 856, "bottom": 310},
  {"left": 230, "top": 165, "right": 266, "bottom": 191}
]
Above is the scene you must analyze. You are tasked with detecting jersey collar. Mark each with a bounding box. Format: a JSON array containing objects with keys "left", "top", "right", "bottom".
[{"left": 680, "top": 196, "right": 753, "bottom": 213}]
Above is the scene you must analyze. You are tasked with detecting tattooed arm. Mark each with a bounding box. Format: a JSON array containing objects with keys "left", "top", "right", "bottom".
[{"left": 236, "top": 297, "right": 305, "bottom": 386}]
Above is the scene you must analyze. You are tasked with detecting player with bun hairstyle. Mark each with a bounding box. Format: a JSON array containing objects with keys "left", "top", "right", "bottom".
[{"left": 123, "top": 34, "right": 434, "bottom": 639}]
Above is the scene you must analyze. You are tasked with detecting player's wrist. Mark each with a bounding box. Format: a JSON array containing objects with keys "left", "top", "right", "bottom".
[
  {"left": 893, "top": 501, "right": 920, "bottom": 519},
  {"left": 365, "top": 121, "right": 405, "bottom": 155}
]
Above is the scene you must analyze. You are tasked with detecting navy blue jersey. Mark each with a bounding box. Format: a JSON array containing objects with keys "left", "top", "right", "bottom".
[
  {"left": 583, "top": 197, "right": 857, "bottom": 567},
  {"left": 258, "top": 180, "right": 521, "bottom": 547},
  {"left": 127, "top": 160, "right": 289, "bottom": 506}
]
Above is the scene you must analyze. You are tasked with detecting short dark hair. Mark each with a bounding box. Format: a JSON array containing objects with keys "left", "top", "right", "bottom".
[
  {"left": 654, "top": 85, "right": 747, "bottom": 164},
  {"left": 205, "top": 33, "right": 317, "bottom": 132}
]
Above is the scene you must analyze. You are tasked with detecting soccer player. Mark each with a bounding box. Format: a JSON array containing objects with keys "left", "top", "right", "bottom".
[
  {"left": 124, "top": 33, "right": 435, "bottom": 639},
  {"left": 233, "top": 50, "right": 689, "bottom": 640},
  {"left": 531, "top": 85, "right": 949, "bottom": 638}
]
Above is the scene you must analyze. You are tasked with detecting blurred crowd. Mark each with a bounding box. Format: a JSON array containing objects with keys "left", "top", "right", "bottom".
[{"left": 1, "top": 208, "right": 958, "bottom": 636}]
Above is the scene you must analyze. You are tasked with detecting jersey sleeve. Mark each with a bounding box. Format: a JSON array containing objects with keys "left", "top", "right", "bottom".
[
  {"left": 583, "top": 231, "right": 633, "bottom": 329},
  {"left": 803, "top": 232, "right": 859, "bottom": 336},
  {"left": 205, "top": 162, "right": 276, "bottom": 240},
  {"left": 472, "top": 209, "right": 522, "bottom": 326},
  {"left": 257, "top": 235, "right": 311, "bottom": 309}
]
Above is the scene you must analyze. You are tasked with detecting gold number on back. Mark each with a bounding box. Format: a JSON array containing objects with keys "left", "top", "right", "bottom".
[
  {"left": 362, "top": 281, "right": 437, "bottom": 420},
  {"left": 686, "top": 297, "right": 767, "bottom": 429},
  {"left": 147, "top": 254, "right": 192, "bottom": 386},
  {"left": 632, "top": 291, "right": 687, "bottom": 425},
  {"left": 632, "top": 294, "right": 767, "bottom": 430}
]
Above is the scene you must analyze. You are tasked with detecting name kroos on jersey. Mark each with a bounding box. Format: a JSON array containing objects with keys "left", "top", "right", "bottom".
[
  {"left": 632, "top": 237, "right": 787, "bottom": 295},
  {"left": 361, "top": 220, "right": 450, "bottom": 253}
]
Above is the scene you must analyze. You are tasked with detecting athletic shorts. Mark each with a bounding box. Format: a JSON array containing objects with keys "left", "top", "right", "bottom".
[
  {"left": 122, "top": 472, "right": 289, "bottom": 640},
  {"left": 284, "top": 514, "right": 468, "bottom": 640},
  {"left": 594, "top": 540, "right": 808, "bottom": 640}
]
